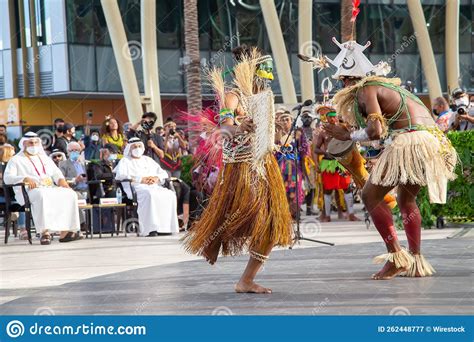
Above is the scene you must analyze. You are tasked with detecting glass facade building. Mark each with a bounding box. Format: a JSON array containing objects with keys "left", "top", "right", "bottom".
[{"left": 0, "top": 0, "right": 472, "bottom": 128}]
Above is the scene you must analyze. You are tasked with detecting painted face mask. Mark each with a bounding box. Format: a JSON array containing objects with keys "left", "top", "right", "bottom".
[{"left": 255, "top": 60, "right": 274, "bottom": 81}]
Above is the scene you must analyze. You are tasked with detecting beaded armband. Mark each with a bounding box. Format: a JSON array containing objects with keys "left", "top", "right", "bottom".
[{"left": 219, "top": 108, "right": 235, "bottom": 125}]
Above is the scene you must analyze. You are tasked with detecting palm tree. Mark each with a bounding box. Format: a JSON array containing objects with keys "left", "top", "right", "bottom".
[
  {"left": 183, "top": 0, "right": 202, "bottom": 115},
  {"left": 341, "top": 0, "right": 354, "bottom": 42}
]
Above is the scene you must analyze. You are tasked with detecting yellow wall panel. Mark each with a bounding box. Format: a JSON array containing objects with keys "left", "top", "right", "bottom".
[
  {"left": 112, "top": 99, "right": 129, "bottom": 124},
  {"left": 81, "top": 99, "right": 115, "bottom": 126},
  {"left": 20, "top": 98, "right": 52, "bottom": 126},
  {"left": 51, "top": 99, "right": 84, "bottom": 125}
]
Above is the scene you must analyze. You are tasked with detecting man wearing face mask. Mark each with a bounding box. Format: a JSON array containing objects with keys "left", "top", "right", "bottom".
[
  {"left": 59, "top": 142, "right": 88, "bottom": 194},
  {"left": 3, "top": 132, "right": 81, "bottom": 245},
  {"left": 114, "top": 137, "right": 178, "bottom": 236},
  {"left": 53, "top": 123, "right": 80, "bottom": 155},
  {"left": 59, "top": 142, "right": 88, "bottom": 229},
  {"left": 450, "top": 88, "right": 474, "bottom": 131},
  {"left": 88, "top": 144, "right": 119, "bottom": 203},
  {"left": 432, "top": 97, "right": 454, "bottom": 133},
  {"left": 127, "top": 112, "right": 165, "bottom": 164}
]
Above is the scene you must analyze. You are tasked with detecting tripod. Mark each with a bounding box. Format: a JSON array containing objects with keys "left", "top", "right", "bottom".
[{"left": 282, "top": 102, "right": 335, "bottom": 247}]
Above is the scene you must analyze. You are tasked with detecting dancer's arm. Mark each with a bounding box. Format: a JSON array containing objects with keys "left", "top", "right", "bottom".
[
  {"left": 356, "top": 87, "right": 385, "bottom": 141},
  {"left": 220, "top": 92, "right": 255, "bottom": 134}
]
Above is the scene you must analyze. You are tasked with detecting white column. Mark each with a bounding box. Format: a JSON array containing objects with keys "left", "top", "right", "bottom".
[
  {"left": 259, "top": 0, "right": 297, "bottom": 104},
  {"left": 407, "top": 0, "right": 442, "bottom": 101},
  {"left": 101, "top": 0, "right": 142, "bottom": 124},
  {"left": 445, "top": 0, "right": 460, "bottom": 91},
  {"left": 298, "top": 0, "right": 314, "bottom": 101},
  {"left": 141, "top": 0, "right": 163, "bottom": 126}
]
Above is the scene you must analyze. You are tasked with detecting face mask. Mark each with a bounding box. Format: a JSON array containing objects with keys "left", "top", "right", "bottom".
[
  {"left": 141, "top": 120, "right": 155, "bottom": 131},
  {"left": 432, "top": 109, "right": 438, "bottom": 116},
  {"left": 108, "top": 154, "right": 117, "bottom": 161},
  {"left": 91, "top": 135, "right": 99, "bottom": 142},
  {"left": 69, "top": 151, "right": 80, "bottom": 161},
  {"left": 131, "top": 147, "right": 144, "bottom": 158},
  {"left": 26, "top": 145, "right": 41, "bottom": 155},
  {"left": 455, "top": 98, "right": 469, "bottom": 107}
]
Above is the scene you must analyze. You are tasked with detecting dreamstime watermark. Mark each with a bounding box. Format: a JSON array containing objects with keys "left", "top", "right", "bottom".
[
  {"left": 212, "top": 306, "right": 233, "bottom": 315},
  {"left": 207, "top": 33, "right": 241, "bottom": 67},
  {"left": 36, "top": 129, "right": 55, "bottom": 149},
  {"left": 389, "top": 306, "right": 411, "bottom": 315},
  {"left": 202, "top": 209, "right": 241, "bottom": 250},
  {"left": 34, "top": 306, "right": 55, "bottom": 316},
  {"left": 300, "top": 217, "right": 322, "bottom": 238},
  {"left": 26, "top": 31, "right": 65, "bottom": 71},
  {"left": 6, "top": 320, "right": 24, "bottom": 338},
  {"left": 122, "top": 41, "right": 142, "bottom": 61},
  {"left": 300, "top": 40, "right": 322, "bottom": 60},
  {"left": 5, "top": 320, "right": 146, "bottom": 338},
  {"left": 311, "top": 297, "right": 330, "bottom": 315},
  {"left": 387, "top": 32, "right": 418, "bottom": 64}
]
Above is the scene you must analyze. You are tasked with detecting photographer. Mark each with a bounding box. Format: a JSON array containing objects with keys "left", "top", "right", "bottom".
[
  {"left": 450, "top": 88, "right": 474, "bottom": 131},
  {"left": 127, "top": 112, "right": 165, "bottom": 163},
  {"left": 162, "top": 120, "right": 188, "bottom": 178}
]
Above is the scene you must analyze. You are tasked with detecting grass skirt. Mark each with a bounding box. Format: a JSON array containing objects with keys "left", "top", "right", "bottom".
[
  {"left": 370, "top": 129, "right": 457, "bottom": 204},
  {"left": 182, "top": 154, "right": 293, "bottom": 264}
]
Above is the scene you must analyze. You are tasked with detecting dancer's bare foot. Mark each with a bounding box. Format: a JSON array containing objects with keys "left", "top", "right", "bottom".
[
  {"left": 348, "top": 214, "right": 361, "bottom": 221},
  {"left": 235, "top": 281, "right": 272, "bottom": 294},
  {"left": 372, "top": 261, "right": 408, "bottom": 280},
  {"left": 338, "top": 211, "right": 347, "bottom": 219}
]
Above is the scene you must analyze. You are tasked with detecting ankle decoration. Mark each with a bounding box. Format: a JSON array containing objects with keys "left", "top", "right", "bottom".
[
  {"left": 373, "top": 248, "right": 414, "bottom": 269},
  {"left": 405, "top": 253, "right": 436, "bottom": 277},
  {"left": 250, "top": 250, "right": 269, "bottom": 264}
]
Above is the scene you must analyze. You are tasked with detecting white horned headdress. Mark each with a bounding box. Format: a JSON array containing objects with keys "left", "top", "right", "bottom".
[{"left": 299, "top": 37, "right": 391, "bottom": 79}]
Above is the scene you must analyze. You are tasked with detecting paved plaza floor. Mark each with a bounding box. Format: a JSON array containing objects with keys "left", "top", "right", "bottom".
[{"left": 1, "top": 213, "right": 472, "bottom": 316}]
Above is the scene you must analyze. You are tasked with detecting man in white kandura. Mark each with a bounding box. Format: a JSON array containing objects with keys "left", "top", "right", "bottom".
[
  {"left": 3, "top": 132, "right": 81, "bottom": 245},
  {"left": 114, "top": 137, "right": 179, "bottom": 237}
]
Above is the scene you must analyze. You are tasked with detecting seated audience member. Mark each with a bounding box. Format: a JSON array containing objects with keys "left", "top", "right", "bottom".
[
  {"left": 0, "top": 144, "right": 27, "bottom": 239},
  {"left": 114, "top": 137, "right": 178, "bottom": 237},
  {"left": 49, "top": 148, "right": 67, "bottom": 167},
  {"left": 3, "top": 132, "right": 81, "bottom": 245},
  {"left": 59, "top": 142, "right": 88, "bottom": 196},
  {"left": 59, "top": 142, "right": 88, "bottom": 228},
  {"left": 88, "top": 144, "right": 118, "bottom": 203}
]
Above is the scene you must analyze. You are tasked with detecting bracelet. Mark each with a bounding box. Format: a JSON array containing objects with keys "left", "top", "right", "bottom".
[
  {"left": 250, "top": 250, "right": 269, "bottom": 263},
  {"left": 350, "top": 128, "right": 369, "bottom": 142},
  {"left": 219, "top": 108, "right": 235, "bottom": 124}
]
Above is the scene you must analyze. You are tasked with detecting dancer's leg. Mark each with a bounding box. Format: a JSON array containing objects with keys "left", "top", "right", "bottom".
[
  {"left": 397, "top": 184, "right": 435, "bottom": 277},
  {"left": 235, "top": 243, "right": 273, "bottom": 294},
  {"left": 362, "top": 180, "right": 412, "bottom": 280}
]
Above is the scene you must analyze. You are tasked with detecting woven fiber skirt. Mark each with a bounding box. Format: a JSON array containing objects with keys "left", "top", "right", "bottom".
[
  {"left": 182, "top": 153, "right": 293, "bottom": 264},
  {"left": 370, "top": 128, "right": 457, "bottom": 204}
]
